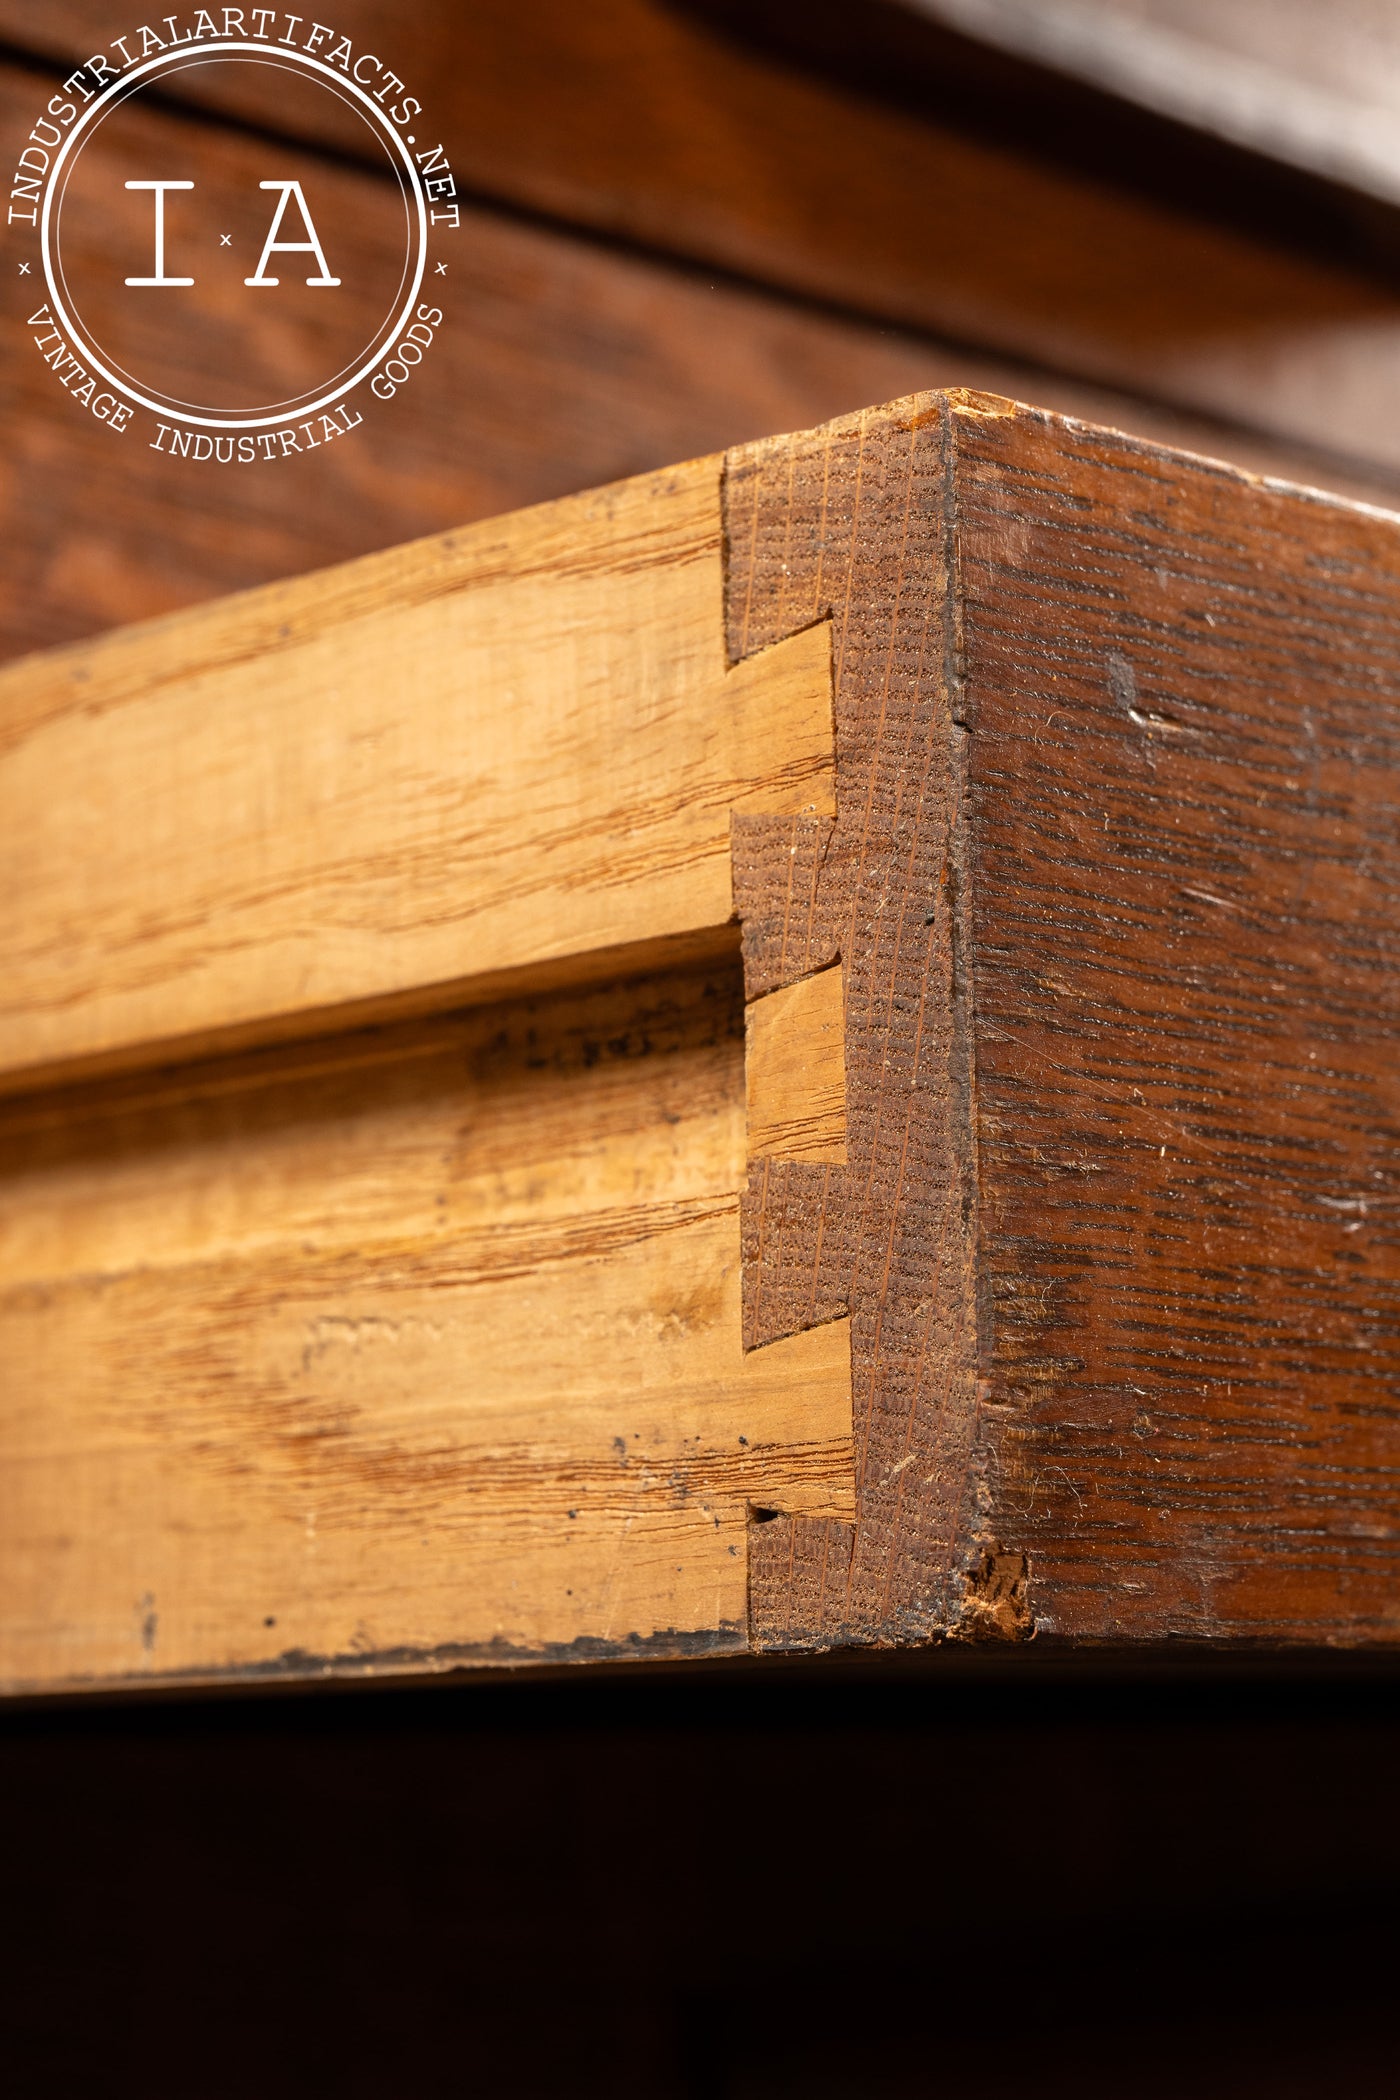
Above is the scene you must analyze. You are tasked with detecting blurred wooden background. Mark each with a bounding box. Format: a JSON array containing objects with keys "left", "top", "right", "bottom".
[{"left": 10, "top": 0, "right": 1400, "bottom": 662}]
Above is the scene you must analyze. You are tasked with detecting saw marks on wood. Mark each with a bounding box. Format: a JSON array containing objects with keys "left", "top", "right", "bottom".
[{"left": 0, "top": 961, "right": 853, "bottom": 1693}]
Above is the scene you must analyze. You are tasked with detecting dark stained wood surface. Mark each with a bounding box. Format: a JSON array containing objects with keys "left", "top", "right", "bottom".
[
  {"left": 955, "top": 404, "right": 1400, "bottom": 1640},
  {"left": 0, "top": 64, "right": 1048, "bottom": 660},
  {"left": 687, "top": 0, "right": 1400, "bottom": 279},
  {"left": 726, "top": 391, "right": 1400, "bottom": 1648},
  {"left": 12, "top": 7, "right": 1400, "bottom": 666}
]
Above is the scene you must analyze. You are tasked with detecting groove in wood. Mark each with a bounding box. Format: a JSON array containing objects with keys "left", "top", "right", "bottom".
[{"left": 0, "top": 964, "right": 853, "bottom": 1693}]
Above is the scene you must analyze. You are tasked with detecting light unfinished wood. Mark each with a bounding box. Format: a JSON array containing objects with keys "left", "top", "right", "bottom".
[
  {"left": 0, "top": 966, "right": 852, "bottom": 1692},
  {"left": 745, "top": 966, "right": 848, "bottom": 1165},
  {"left": 0, "top": 441, "right": 857, "bottom": 1697},
  {"left": 0, "top": 459, "right": 833, "bottom": 1093}
]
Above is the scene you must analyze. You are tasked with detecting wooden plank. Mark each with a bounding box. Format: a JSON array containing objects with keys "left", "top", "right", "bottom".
[
  {"left": 0, "top": 460, "right": 833, "bottom": 1088},
  {"left": 11, "top": 1, "right": 1400, "bottom": 481},
  {"left": 729, "top": 398, "right": 977, "bottom": 1647},
  {"left": 0, "top": 965, "right": 852, "bottom": 1691},
  {"left": 727, "top": 389, "right": 1400, "bottom": 1650},
  {"left": 952, "top": 399, "right": 1400, "bottom": 1641},
  {"left": 0, "top": 439, "right": 855, "bottom": 1696}
]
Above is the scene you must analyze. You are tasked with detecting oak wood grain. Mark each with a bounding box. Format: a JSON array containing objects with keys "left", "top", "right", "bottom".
[
  {"left": 0, "top": 963, "right": 853, "bottom": 1693},
  {"left": 726, "top": 387, "right": 1400, "bottom": 1651},
  {"left": 0, "top": 459, "right": 833, "bottom": 1088},
  {"left": 0, "top": 439, "right": 859, "bottom": 1696},
  {"left": 727, "top": 396, "right": 979, "bottom": 1647},
  {"left": 6, "top": 383, "right": 1400, "bottom": 1685},
  {"left": 952, "top": 398, "right": 1400, "bottom": 1642}
]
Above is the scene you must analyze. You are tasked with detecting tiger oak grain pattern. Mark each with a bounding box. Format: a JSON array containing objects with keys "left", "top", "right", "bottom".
[
  {"left": 726, "top": 390, "right": 1400, "bottom": 1650},
  {"left": 0, "top": 965, "right": 853, "bottom": 1693},
  {"left": 0, "top": 460, "right": 833, "bottom": 1089}
]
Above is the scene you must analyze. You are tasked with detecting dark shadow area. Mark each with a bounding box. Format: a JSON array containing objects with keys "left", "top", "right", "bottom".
[
  {"left": 673, "top": 0, "right": 1400, "bottom": 284},
  {"left": 5, "top": 1662, "right": 1398, "bottom": 2095}
]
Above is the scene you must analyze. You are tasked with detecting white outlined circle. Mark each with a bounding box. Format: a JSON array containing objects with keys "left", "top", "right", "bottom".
[{"left": 40, "top": 41, "right": 428, "bottom": 429}]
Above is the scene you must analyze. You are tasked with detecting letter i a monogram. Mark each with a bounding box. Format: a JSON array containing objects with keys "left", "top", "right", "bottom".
[{"left": 123, "top": 179, "right": 341, "bottom": 289}]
